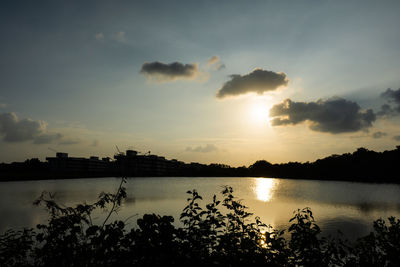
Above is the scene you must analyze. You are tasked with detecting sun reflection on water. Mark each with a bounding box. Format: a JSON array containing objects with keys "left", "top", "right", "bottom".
[{"left": 255, "top": 178, "right": 277, "bottom": 202}]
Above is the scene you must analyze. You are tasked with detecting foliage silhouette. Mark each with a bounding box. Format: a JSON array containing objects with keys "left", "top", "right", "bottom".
[{"left": 1, "top": 183, "right": 400, "bottom": 266}]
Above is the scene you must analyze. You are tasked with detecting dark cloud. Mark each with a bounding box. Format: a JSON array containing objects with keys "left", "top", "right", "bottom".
[
  {"left": 376, "top": 103, "right": 395, "bottom": 116},
  {"left": 216, "top": 64, "right": 226, "bottom": 71},
  {"left": 378, "top": 88, "right": 400, "bottom": 116},
  {"left": 186, "top": 144, "right": 218, "bottom": 153},
  {"left": 372, "top": 131, "right": 387, "bottom": 139},
  {"left": 382, "top": 88, "right": 400, "bottom": 105},
  {"left": 269, "top": 98, "right": 376, "bottom": 134},
  {"left": 0, "top": 112, "right": 63, "bottom": 144},
  {"left": 216, "top": 69, "right": 288, "bottom": 98},
  {"left": 393, "top": 135, "right": 400, "bottom": 141},
  {"left": 140, "top": 61, "right": 200, "bottom": 81}
]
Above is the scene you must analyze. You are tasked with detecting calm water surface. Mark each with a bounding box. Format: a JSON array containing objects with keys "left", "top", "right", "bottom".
[{"left": 1, "top": 177, "right": 400, "bottom": 240}]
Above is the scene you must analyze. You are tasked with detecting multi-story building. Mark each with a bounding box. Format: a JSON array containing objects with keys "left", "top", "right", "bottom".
[
  {"left": 114, "top": 150, "right": 185, "bottom": 176},
  {"left": 46, "top": 153, "right": 112, "bottom": 175}
]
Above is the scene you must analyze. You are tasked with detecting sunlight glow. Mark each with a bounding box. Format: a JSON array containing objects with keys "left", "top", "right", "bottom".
[
  {"left": 248, "top": 97, "right": 273, "bottom": 125},
  {"left": 251, "top": 104, "right": 269, "bottom": 122},
  {"left": 255, "top": 178, "right": 277, "bottom": 202}
]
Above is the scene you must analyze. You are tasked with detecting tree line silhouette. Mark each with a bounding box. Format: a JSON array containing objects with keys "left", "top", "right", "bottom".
[{"left": 1, "top": 146, "right": 399, "bottom": 183}]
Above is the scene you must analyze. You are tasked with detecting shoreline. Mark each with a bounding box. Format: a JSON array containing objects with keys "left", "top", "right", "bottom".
[{"left": 1, "top": 174, "right": 399, "bottom": 185}]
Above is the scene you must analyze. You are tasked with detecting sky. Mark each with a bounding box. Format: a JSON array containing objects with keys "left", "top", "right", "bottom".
[{"left": 1, "top": 0, "right": 400, "bottom": 166}]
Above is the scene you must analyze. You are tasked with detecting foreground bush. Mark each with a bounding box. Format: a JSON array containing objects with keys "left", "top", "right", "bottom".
[{"left": 1, "top": 178, "right": 400, "bottom": 266}]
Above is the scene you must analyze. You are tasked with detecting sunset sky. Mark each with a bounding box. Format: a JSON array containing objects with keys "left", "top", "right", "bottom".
[{"left": 1, "top": 0, "right": 400, "bottom": 166}]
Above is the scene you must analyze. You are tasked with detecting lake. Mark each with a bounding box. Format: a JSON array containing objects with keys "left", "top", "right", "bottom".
[{"left": 1, "top": 177, "right": 400, "bottom": 241}]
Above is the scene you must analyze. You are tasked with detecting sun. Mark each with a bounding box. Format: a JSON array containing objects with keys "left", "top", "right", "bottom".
[{"left": 250, "top": 101, "right": 271, "bottom": 123}]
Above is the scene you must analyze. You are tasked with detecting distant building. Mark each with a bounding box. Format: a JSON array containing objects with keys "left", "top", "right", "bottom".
[
  {"left": 114, "top": 150, "right": 185, "bottom": 176},
  {"left": 46, "top": 152, "right": 111, "bottom": 174},
  {"left": 45, "top": 150, "right": 190, "bottom": 177}
]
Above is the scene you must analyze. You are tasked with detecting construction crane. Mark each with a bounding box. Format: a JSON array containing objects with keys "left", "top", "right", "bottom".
[{"left": 115, "top": 145, "right": 125, "bottom": 156}]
